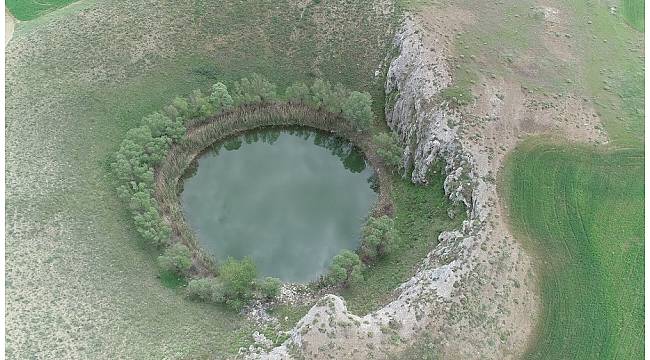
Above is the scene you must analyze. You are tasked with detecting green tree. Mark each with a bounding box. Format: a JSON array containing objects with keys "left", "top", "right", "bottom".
[
  {"left": 342, "top": 91, "right": 373, "bottom": 131},
  {"left": 360, "top": 215, "right": 398, "bottom": 261},
  {"left": 373, "top": 132, "right": 403, "bottom": 169},
  {"left": 171, "top": 96, "right": 190, "bottom": 118},
  {"left": 188, "top": 89, "right": 214, "bottom": 118},
  {"left": 132, "top": 206, "right": 171, "bottom": 246},
  {"left": 210, "top": 82, "right": 234, "bottom": 111},
  {"left": 157, "top": 243, "right": 193, "bottom": 275},
  {"left": 326, "top": 250, "right": 364, "bottom": 287},
  {"left": 323, "top": 82, "right": 349, "bottom": 113},
  {"left": 284, "top": 82, "right": 310, "bottom": 103},
  {"left": 232, "top": 74, "right": 277, "bottom": 105},
  {"left": 142, "top": 112, "right": 185, "bottom": 142},
  {"left": 310, "top": 78, "right": 332, "bottom": 107},
  {"left": 219, "top": 257, "right": 257, "bottom": 304}
]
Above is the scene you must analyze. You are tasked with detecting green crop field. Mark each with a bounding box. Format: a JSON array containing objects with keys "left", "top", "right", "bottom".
[
  {"left": 498, "top": 0, "right": 645, "bottom": 357},
  {"left": 503, "top": 139, "right": 643, "bottom": 359},
  {"left": 6, "top": 0, "right": 79, "bottom": 20},
  {"left": 432, "top": 0, "right": 645, "bottom": 356},
  {"left": 622, "top": 0, "right": 644, "bottom": 31}
]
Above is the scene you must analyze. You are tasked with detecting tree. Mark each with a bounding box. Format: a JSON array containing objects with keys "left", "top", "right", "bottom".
[
  {"left": 373, "top": 132, "right": 403, "bottom": 169},
  {"left": 210, "top": 82, "right": 234, "bottom": 111},
  {"left": 171, "top": 96, "right": 189, "bottom": 119},
  {"left": 310, "top": 79, "right": 332, "bottom": 107},
  {"left": 187, "top": 89, "right": 213, "bottom": 118},
  {"left": 326, "top": 250, "right": 363, "bottom": 287},
  {"left": 284, "top": 82, "right": 310, "bottom": 103},
  {"left": 157, "top": 243, "right": 193, "bottom": 275},
  {"left": 323, "top": 82, "right": 349, "bottom": 113},
  {"left": 132, "top": 206, "right": 171, "bottom": 246},
  {"left": 342, "top": 91, "right": 373, "bottom": 131},
  {"left": 219, "top": 257, "right": 257, "bottom": 303},
  {"left": 142, "top": 112, "right": 185, "bottom": 142},
  {"left": 232, "top": 74, "right": 277, "bottom": 105},
  {"left": 359, "top": 215, "right": 398, "bottom": 261}
]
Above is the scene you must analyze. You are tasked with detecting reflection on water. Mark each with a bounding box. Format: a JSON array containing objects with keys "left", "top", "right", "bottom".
[{"left": 182, "top": 128, "right": 377, "bottom": 282}]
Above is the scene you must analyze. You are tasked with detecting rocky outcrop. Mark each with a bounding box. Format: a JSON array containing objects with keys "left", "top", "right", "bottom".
[{"left": 247, "top": 15, "right": 536, "bottom": 360}]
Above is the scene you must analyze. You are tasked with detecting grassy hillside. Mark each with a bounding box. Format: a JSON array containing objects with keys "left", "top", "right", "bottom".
[
  {"left": 5, "top": 1, "right": 398, "bottom": 358},
  {"left": 6, "top": 0, "right": 79, "bottom": 20},
  {"left": 503, "top": 139, "right": 643, "bottom": 359}
]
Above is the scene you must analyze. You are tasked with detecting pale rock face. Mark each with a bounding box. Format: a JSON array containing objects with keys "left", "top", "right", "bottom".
[{"left": 247, "top": 16, "right": 534, "bottom": 360}]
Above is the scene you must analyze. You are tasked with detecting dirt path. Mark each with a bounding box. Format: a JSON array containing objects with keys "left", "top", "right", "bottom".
[{"left": 6, "top": 7, "right": 16, "bottom": 45}]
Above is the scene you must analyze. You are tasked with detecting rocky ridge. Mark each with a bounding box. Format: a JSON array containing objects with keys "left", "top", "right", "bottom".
[{"left": 246, "top": 14, "right": 538, "bottom": 360}]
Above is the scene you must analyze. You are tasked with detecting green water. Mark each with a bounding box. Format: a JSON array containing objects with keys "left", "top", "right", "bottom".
[{"left": 181, "top": 128, "right": 377, "bottom": 282}]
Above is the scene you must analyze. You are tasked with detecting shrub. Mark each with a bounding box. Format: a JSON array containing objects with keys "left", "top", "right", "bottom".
[
  {"left": 219, "top": 257, "right": 257, "bottom": 304},
  {"left": 359, "top": 215, "right": 398, "bottom": 262},
  {"left": 373, "top": 132, "right": 402, "bottom": 170},
  {"left": 342, "top": 91, "right": 373, "bottom": 131},
  {"left": 257, "top": 277, "right": 282, "bottom": 300},
  {"left": 187, "top": 277, "right": 221, "bottom": 302},
  {"left": 158, "top": 243, "right": 193, "bottom": 275},
  {"left": 326, "top": 250, "right": 364, "bottom": 287}
]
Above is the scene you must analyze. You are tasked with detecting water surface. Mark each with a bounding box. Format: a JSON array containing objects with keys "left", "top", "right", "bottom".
[{"left": 181, "top": 128, "right": 377, "bottom": 282}]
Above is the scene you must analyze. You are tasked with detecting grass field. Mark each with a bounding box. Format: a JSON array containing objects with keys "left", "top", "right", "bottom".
[
  {"left": 503, "top": 139, "right": 644, "bottom": 359},
  {"left": 6, "top": 0, "right": 79, "bottom": 20},
  {"left": 404, "top": 0, "right": 645, "bottom": 357},
  {"left": 5, "top": 1, "right": 401, "bottom": 358},
  {"left": 622, "top": 0, "right": 644, "bottom": 31}
]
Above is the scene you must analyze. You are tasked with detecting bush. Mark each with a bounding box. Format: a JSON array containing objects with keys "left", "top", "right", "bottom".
[
  {"left": 186, "top": 278, "right": 213, "bottom": 301},
  {"left": 373, "top": 132, "right": 402, "bottom": 170},
  {"left": 219, "top": 257, "right": 257, "bottom": 304},
  {"left": 158, "top": 243, "right": 193, "bottom": 275},
  {"left": 187, "top": 277, "right": 221, "bottom": 302},
  {"left": 326, "top": 250, "right": 364, "bottom": 287},
  {"left": 359, "top": 215, "right": 398, "bottom": 262},
  {"left": 257, "top": 277, "right": 282, "bottom": 300},
  {"left": 342, "top": 91, "right": 373, "bottom": 131}
]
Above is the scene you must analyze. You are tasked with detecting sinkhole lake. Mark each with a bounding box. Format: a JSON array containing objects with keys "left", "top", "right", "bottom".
[{"left": 181, "top": 128, "right": 377, "bottom": 282}]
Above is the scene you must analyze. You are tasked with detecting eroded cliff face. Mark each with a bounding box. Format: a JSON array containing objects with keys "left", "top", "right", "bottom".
[{"left": 247, "top": 14, "right": 538, "bottom": 360}]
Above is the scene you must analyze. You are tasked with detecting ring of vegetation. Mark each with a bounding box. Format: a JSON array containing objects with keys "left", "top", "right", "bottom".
[
  {"left": 111, "top": 75, "right": 404, "bottom": 310},
  {"left": 155, "top": 102, "right": 393, "bottom": 277}
]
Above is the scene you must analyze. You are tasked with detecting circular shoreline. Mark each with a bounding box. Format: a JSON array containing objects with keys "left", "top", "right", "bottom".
[{"left": 154, "top": 102, "right": 394, "bottom": 280}]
